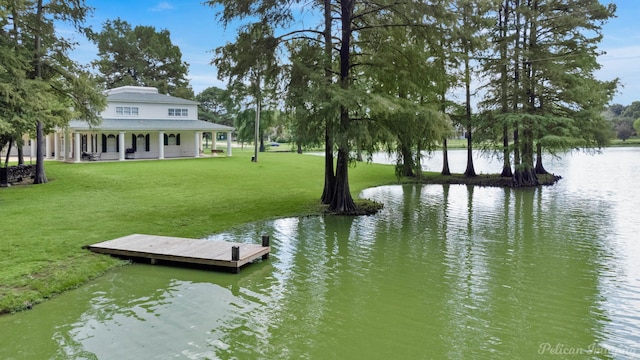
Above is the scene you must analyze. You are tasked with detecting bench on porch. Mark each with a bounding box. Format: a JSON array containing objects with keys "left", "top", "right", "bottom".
[
  {"left": 81, "top": 152, "right": 101, "bottom": 161},
  {"left": 211, "top": 149, "right": 224, "bottom": 154}
]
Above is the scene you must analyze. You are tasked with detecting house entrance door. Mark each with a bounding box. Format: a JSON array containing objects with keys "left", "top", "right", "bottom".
[{"left": 136, "top": 135, "right": 146, "bottom": 155}]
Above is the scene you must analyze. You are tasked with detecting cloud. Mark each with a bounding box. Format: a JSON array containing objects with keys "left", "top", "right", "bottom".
[{"left": 150, "top": 2, "right": 174, "bottom": 12}]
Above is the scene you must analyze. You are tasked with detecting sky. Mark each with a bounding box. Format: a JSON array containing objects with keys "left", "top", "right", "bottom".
[{"left": 67, "top": 0, "right": 640, "bottom": 105}]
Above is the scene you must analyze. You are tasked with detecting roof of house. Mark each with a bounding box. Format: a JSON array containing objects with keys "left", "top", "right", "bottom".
[
  {"left": 64, "top": 86, "right": 234, "bottom": 132},
  {"left": 105, "top": 86, "right": 199, "bottom": 105},
  {"left": 67, "top": 118, "right": 234, "bottom": 132}
]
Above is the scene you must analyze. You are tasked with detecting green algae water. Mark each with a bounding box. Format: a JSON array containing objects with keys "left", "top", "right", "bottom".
[{"left": 1, "top": 148, "right": 639, "bottom": 359}]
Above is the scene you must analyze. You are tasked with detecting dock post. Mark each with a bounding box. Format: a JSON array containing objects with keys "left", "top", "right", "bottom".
[
  {"left": 231, "top": 246, "right": 240, "bottom": 261},
  {"left": 261, "top": 235, "right": 270, "bottom": 259}
]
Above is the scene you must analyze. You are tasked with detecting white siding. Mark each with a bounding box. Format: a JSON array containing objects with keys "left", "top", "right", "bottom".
[{"left": 101, "top": 102, "right": 198, "bottom": 120}]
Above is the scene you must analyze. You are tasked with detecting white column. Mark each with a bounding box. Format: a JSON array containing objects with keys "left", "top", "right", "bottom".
[
  {"left": 226, "top": 131, "right": 232, "bottom": 156},
  {"left": 63, "top": 130, "right": 69, "bottom": 161},
  {"left": 194, "top": 131, "right": 200, "bottom": 158},
  {"left": 54, "top": 133, "right": 60, "bottom": 160},
  {"left": 45, "top": 134, "right": 51, "bottom": 159},
  {"left": 212, "top": 133, "right": 218, "bottom": 156},
  {"left": 74, "top": 132, "right": 81, "bottom": 163},
  {"left": 158, "top": 131, "right": 165, "bottom": 159},
  {"left": 118, "top": 132, "right": 125, "bottom": 161}
]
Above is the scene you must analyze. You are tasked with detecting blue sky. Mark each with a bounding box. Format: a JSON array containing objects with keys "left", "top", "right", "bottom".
[
  {"left": 68, "top": 1, "right": 227, "bottom": 93},
  {"left": 69, "top": 0, "right": 639, "bottom": 105}
]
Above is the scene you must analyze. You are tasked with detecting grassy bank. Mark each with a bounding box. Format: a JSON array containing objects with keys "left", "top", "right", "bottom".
[
  {"left": 0, "top": 150, "right": 397, "bottom": 314},
  {"left": 610, "top": 137, "right": 640, "bottom": 146}
]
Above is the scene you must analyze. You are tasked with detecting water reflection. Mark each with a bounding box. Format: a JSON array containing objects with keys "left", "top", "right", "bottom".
[
  {"left": 356, "top": 184, "right": 615, "bottom": 358},
  {"left": 0, "top": 149, "right": 639, "bottom": 359}
]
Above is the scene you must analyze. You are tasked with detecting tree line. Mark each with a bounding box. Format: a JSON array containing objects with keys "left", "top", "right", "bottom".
[
  {"left": 606, "top": 102, "right": 640, "bottom": 141},
  {"left": 207, "top": 0, "right": 617, "bottom": 213},
  {"left": 0, "top": 0, "right": 105, "bottom": 182}
]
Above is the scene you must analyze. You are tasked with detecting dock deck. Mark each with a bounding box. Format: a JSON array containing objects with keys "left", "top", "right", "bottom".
[{"left": 86, "top": 234, "right": 270, "bottom": 272}]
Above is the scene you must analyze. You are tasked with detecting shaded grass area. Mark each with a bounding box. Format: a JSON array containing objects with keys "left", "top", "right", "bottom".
[{"left": 0, "top": 150, "right": 398, "bottom": 314}]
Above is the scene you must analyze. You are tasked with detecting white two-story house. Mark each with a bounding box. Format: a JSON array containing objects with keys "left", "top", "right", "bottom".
[{"left": 39, "top": 86, "right": 234, "bottom": 162}]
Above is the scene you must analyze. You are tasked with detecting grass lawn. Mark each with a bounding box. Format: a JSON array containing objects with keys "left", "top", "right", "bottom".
[
  {"left": 441, "top": 138, "right": 467, "bottom": 149},
  {"left": 610, "top": 137, "right": 640, "bottom": 146},
  {"left": 0, "top": 149, "right": 398, "bottom": 314}
]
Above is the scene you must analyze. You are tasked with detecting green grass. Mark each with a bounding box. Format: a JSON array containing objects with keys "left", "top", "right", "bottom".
[
  {"left": 441, "top": 138, "right": 468, "bottom": 149},
  {"left": 0, "top": 149, "right": 397, "bottom": 313},
  {"left": 610, "top": 137, "right": 640, "bottom": 146}
]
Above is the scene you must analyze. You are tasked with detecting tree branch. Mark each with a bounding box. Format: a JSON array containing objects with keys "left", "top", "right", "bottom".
[
  {"left": 352, "top": 1, "right": 402, "bottom": 21},
  {"left": 353, "top": 23, "right": 430, "bottom": 33},
  {"left": 276, "top": 29, "right": 325, "bottom": 42}
]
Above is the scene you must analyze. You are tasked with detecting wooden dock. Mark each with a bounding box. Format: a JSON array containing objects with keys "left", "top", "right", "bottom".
[{"left": 86, "top": 234, "right": 270, "bottom": 273}]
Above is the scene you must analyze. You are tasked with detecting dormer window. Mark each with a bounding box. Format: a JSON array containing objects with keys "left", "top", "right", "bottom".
[
  {"left": 168, "top": 108, "right": 188, "bottom": 117},
  {"left": 116, "top": 106, "right": 139, "bottom": 116}
]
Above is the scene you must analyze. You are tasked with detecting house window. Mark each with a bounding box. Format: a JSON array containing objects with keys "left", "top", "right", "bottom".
[
  {"left": 104, "top": 134, "right": 119, "bottom": 152},
  {"left": 168, "top": 108, "right": 188, "bottom": 117},
  {"left": 136, "top": 134, "right": 148, "bottom": 152},
  {"left": 116, "top": 106, "right": 139, "bottom": 116},
  {"left": 163, "top": 133, "right": 181, "bottom": 146},
  {"left": 128, "top": 133, "right": 150, "bottom": 152}
]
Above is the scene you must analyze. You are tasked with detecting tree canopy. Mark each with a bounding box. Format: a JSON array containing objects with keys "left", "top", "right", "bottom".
[
  {"left": 207, "top": 0, "right": 616, "bottom": 209},
  {"left": 481, "top": 0, "right": 616, "bottom": 185},
  {"left": 207, "top": 0, "right": 455, "bottom": 213},
  {"left": 196, "top": 86, "right": 235, "bottom": 126},
  {"left": 0, "top": 0, "right": 106, "bottom": 182},
  {"left": 88, "top": 18, "right": 193, "bottom": 98}
]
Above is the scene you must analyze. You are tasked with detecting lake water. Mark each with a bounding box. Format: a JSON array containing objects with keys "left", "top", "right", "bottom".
[{"left": 1, "top": 148, "right": 639, "bottom": 359}]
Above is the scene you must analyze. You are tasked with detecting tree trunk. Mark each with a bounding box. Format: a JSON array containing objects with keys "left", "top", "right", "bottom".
[
  {"left": 321, "top": 129, "right": 335, "bottom": 204},
  {"left": 510, "top": 0, "right": 534, "bottom": 187},
  {"left": 253, "top": 84, "right": 261, "bottom": 161},
  {"left": 33, "top": 0, "right": 48, "bottom": 184},
  {"left": 464, "top": 130, "right": 476, "bottom": 177},
  {"left": 441, "top": 138, "right": 451, "bottom": 176},
  {"left": 329, "top": 103, "right": 356, "bottom": 213},
  {"left": 33, "top": 121, "right": 48, "bottom": 184},
  {"left": 259, "top": 131, "right": 265, "bottom": 152},
  {"left": 328, "top": 0, "right": 357, "bottom": 214},
  {"left": 297, "top": 143, "right": 303, "bottom": 154},
  {"left": 17, "top": 141, "right": 24, "bottom": 165},
  {"left": 415, "top": 141, "right": 423, "bottom": 179},
  {"left": 513, "top": 125, "right": 538, "bottom": 186},
  {"left": 462, "top": 9, "right": 476, "bottom": 178},
  {"left": 4, "top": 138, "right": 12, "bottom": 167},
  {"left": 501, "top": 125, "right": 513, "bottom": 177},
  {"left": 513, "top": 166, "right": 537, "bottom": 187},
  {"left": 499, "top": 2, "right": 512, "bottom": 178},
  {"left": 320, "top": 0, "right": 335, "bottom": 205},
  {"left": 400, "top": 143, "right": 414, "bottom": 177},
  {"left": 514, "top": 0, "right": 538, "bottom": 187},
  {"left": 534, "top": 142, "right": 548, "bottom": 174},
  {"left": 512, "top": 124, "right": 521, "bottom": 182},
  {"left": 512, "top": 125, "right": 539, "bottom": 187},
  {"left": 329, "top": 146, "right": 356, "bottom": 213}
]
